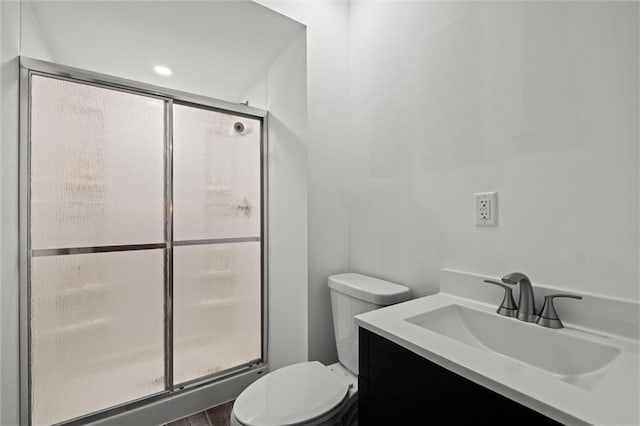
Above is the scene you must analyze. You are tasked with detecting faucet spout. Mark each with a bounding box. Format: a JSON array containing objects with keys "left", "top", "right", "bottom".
[{"left": 502, "top": 272, "right": 536, "bottom": 322}]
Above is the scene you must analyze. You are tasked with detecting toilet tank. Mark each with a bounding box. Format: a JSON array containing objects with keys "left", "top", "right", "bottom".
[{"left": 328, "top": 273, "right": 410, "bottom": 375}]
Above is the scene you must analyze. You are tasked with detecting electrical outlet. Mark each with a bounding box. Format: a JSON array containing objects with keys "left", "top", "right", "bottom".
[{"left": 475, "top": 192, "right": 497, "bottom": 226}]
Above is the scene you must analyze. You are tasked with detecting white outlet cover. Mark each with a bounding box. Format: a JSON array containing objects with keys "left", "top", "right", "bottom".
[{"left": 475, "top": 192, "right": 497, "bottom": 226}]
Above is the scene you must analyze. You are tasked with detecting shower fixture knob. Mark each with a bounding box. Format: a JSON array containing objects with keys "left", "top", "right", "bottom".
[{"left": 233, "top": 122, "right": 245, "bottom": 134}]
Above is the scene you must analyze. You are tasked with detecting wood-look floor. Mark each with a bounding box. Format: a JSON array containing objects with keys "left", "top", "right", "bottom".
[{"left": 166, "top": 401, "right": 233, "bottom": 426}]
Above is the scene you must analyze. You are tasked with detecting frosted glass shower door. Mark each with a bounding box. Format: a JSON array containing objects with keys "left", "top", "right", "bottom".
[
  {"left": 28, "top": 75, "right": 166, "bottom": 425},
  {"left": 172, "top": 104, "right": 263, "bottom": 384},
  {"left": 24, "top": 63, "right": 267, "bottom": 425}
]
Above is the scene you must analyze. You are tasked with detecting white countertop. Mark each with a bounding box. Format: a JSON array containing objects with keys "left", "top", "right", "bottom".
[{"left": 355, "top": 292, "right": 640, "bottom": 425}]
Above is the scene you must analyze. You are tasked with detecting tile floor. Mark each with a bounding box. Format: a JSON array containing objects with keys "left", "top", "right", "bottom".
[{"left": 166, "top": 401, "right": 234, "bottom": 426}]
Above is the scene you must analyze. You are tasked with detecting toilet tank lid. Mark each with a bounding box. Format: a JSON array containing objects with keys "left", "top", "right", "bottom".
[{"left": 328, "top": 273, "right": 410, "bottom": 306}]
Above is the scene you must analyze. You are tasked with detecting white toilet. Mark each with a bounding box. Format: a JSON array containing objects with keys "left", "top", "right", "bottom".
[{"left": 230, "top": 273, "right": 410, "bottom": 426}]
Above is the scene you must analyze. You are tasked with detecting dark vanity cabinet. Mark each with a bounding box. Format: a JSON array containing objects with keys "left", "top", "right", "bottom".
[{"left": 358, "top": 328, "right": 560, "bottom": 425}]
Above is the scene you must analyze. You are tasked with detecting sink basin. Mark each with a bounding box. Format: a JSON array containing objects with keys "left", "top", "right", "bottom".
[{"left": 406, "top": 304, "right": 621, "bottom": 390}]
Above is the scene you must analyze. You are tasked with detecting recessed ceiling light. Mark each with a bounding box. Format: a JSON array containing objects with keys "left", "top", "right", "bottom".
[{"left": 154, "top": 65, "right": 172, "bottom": 76}]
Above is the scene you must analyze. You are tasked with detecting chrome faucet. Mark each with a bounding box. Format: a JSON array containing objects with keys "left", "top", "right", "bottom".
[
  {"left": 501, "top": 272, "right": 537, "bottom": 322},
  {"left": 484, "top": 272, "right": 583, "bottom": 328}
]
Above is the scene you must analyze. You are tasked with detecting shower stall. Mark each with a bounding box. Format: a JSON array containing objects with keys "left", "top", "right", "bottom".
[{"left": 19, "top": 58, "right": 268, "bottom": 426}]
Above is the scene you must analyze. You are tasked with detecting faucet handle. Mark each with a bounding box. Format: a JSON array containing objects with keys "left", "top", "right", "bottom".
[
  {"left": 536, "top": 293, "right": 583, "bottom": 329},
  {"left": 483, "top": 280, "right": 517, "bottom": 318}
]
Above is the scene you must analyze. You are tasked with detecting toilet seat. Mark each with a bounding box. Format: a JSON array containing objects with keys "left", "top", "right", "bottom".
[{"left": 233, "top": 361, "right": 349, "bottom": 426}]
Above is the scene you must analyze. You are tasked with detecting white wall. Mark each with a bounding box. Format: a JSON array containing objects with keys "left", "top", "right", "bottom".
[
  {"left": 20, "top": 3, "right": 55, "bottom": 62},
  {"left": 262, "top": 31, "right": 310, "bottom": 371},
  {"left": 1, "top": 2, "right": 21, "bottom": 424},
  {"left": 254, "top": 1, "right": 351, "bottom": 364},
  {"left": 239, "top": 74, "right": 267, "bottom": 110},
  {"left": 348, "top": 1, "right": 639, "bottom": 301}
]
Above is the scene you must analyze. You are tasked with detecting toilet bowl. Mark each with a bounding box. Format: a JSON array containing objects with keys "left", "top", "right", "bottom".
[
  {"left": 230, "top": 273, "right": 410, "bottom": 426},
  {"left": 230, "top": 361, "right": 357, "bottom": 426}
]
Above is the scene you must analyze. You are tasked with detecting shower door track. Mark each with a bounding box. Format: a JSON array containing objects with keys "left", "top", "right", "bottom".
[{"left": 19, "top": 56, "right": 269, "bottom": 426}]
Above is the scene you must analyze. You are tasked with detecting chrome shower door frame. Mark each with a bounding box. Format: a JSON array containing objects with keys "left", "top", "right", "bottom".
[{"left": 19, "top": 57, "right": 269, "bottom": 426}]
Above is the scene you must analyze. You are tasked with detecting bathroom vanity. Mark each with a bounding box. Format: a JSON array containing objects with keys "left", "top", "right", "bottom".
[
  {"left": 355, "top": 270, "right": 640, "bottom": 426},
  {"left": 358, "top": 328, "right": 558, "bottom": 424}
]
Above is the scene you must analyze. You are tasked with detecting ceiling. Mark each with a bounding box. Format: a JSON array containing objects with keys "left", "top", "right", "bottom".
[{"left": 22, "top": 1, "right": 304, "bottom": 102}]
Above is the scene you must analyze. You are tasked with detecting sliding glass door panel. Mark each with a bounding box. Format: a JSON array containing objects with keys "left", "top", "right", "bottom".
[
  {"left": 30, "top": 75, "right": 165, "bottom": 249},
  {"left": 173, "top": 243, "right": 262, "bottom": 385},
  {"left": 30, "top": 250, "right": 165, "bottom": 426},
  {"left": 173, "top": 104, "right": 261, "bottom": 241},
  {"left": 172, "top": 103, "right": 263, "bottom": 385}
]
